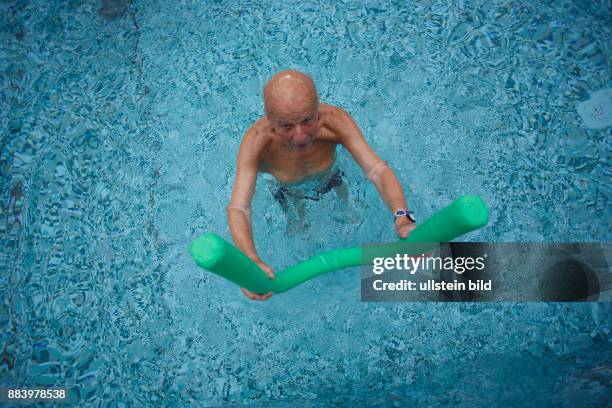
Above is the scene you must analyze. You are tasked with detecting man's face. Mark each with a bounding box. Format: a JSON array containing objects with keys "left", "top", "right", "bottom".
[{"left": 268, "top": 102, "right": 319, "bottom": 151}]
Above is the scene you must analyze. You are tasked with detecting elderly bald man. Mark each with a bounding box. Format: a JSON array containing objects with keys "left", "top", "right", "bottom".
[{"left": 227, "top": 70, "right": 415, "bottom": 300}]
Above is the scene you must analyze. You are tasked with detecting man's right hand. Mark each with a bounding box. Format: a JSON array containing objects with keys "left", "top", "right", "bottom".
[{"left": 240, "top": 258, "right": 275, "bottom": 301}]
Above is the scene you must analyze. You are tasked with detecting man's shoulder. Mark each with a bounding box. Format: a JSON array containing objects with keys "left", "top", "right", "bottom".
[
  {"left": 320, "top": 103, "right": 352, "bottom": 124},
  {"left": 320, "top": 102, "right": 345, "bottom": 116},
  {"left": 238, "top": 117, "right": 272, "bottom": 159},
  {"left": 319, "top": 103, "right": 355, "bottom": 137},
  {"left": 243, "top": 117, "right": 271, "bottom": 143}
]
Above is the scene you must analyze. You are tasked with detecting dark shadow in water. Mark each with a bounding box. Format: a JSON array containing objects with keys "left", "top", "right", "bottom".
[
  {"left": 98, "top": 0, "right": 129, "bottom": 19},
  {"left": 540, "top": 259, "right": 600, "bottom": 302}
]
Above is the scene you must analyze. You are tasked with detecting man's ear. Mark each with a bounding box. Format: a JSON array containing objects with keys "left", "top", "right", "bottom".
[{"left": 265, "top": 113, "right": 273, "bottom": 126}]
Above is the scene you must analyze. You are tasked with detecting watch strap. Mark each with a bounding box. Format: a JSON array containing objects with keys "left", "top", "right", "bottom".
[{"left": 394, "top": 209, "right": 415, "bottom": 223}]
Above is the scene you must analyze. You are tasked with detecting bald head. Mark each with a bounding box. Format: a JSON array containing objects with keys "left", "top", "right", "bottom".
[{"left": 264, "top": 70, "right": 319, "bottom": 116}]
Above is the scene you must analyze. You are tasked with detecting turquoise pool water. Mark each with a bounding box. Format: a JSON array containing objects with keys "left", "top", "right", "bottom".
[{"left": 1, "top": 0, "right": 611, "bottom": 406}]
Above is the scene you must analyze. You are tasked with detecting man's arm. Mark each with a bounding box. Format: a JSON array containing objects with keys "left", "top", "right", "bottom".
[
  {"left": 331, "top": 107, "right": 415, "bottom": 237},
  {"left": 227, "top": 129, "right": 275, "bottom": 282}
]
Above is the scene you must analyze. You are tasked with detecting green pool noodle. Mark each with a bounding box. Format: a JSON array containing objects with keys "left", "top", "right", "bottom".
[{"left": 189, "top": 195, "right": 489, "bottom": 294}]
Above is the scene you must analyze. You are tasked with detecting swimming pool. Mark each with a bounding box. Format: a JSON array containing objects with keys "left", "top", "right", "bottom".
[{"left": 1, "top": 0, "right": 610, "bottom": 405}]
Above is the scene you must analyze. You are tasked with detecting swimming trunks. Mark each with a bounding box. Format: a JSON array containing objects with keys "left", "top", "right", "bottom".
[{"left": 265, "top": 164, "right": 345, "bottom": 206}]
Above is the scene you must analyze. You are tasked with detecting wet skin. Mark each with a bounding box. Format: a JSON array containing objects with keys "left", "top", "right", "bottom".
[{"left": 228, "top": 71, "right": 414, "bottom": 301}]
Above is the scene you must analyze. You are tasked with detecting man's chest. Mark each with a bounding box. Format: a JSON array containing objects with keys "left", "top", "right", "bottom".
[{"left": 260, "top": 141, "right": 338, "bottom": 183}]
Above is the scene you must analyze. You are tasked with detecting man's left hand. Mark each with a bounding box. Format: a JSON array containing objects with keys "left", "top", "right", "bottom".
[{"left": 395, "top": 217, "right": 416, "bottom": 239}]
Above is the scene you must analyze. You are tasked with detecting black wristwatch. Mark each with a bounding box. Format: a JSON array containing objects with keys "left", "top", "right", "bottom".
[{"left": 394, "top": 209, "right": 415, "bottom": 223}]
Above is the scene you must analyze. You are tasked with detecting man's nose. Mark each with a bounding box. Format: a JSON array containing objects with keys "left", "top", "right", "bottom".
[{"left": 292, "top": 124, "right": 308, "bottom": 141}]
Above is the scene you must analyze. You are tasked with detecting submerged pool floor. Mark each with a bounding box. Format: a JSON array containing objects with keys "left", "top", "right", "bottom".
[{"left": 1, "top": 0, "right": 611, "bottom": 405}]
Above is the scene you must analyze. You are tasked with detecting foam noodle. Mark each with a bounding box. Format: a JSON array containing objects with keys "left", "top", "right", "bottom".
[{"left": 189, "top": 195, "right": 489, "bottom": 294}]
